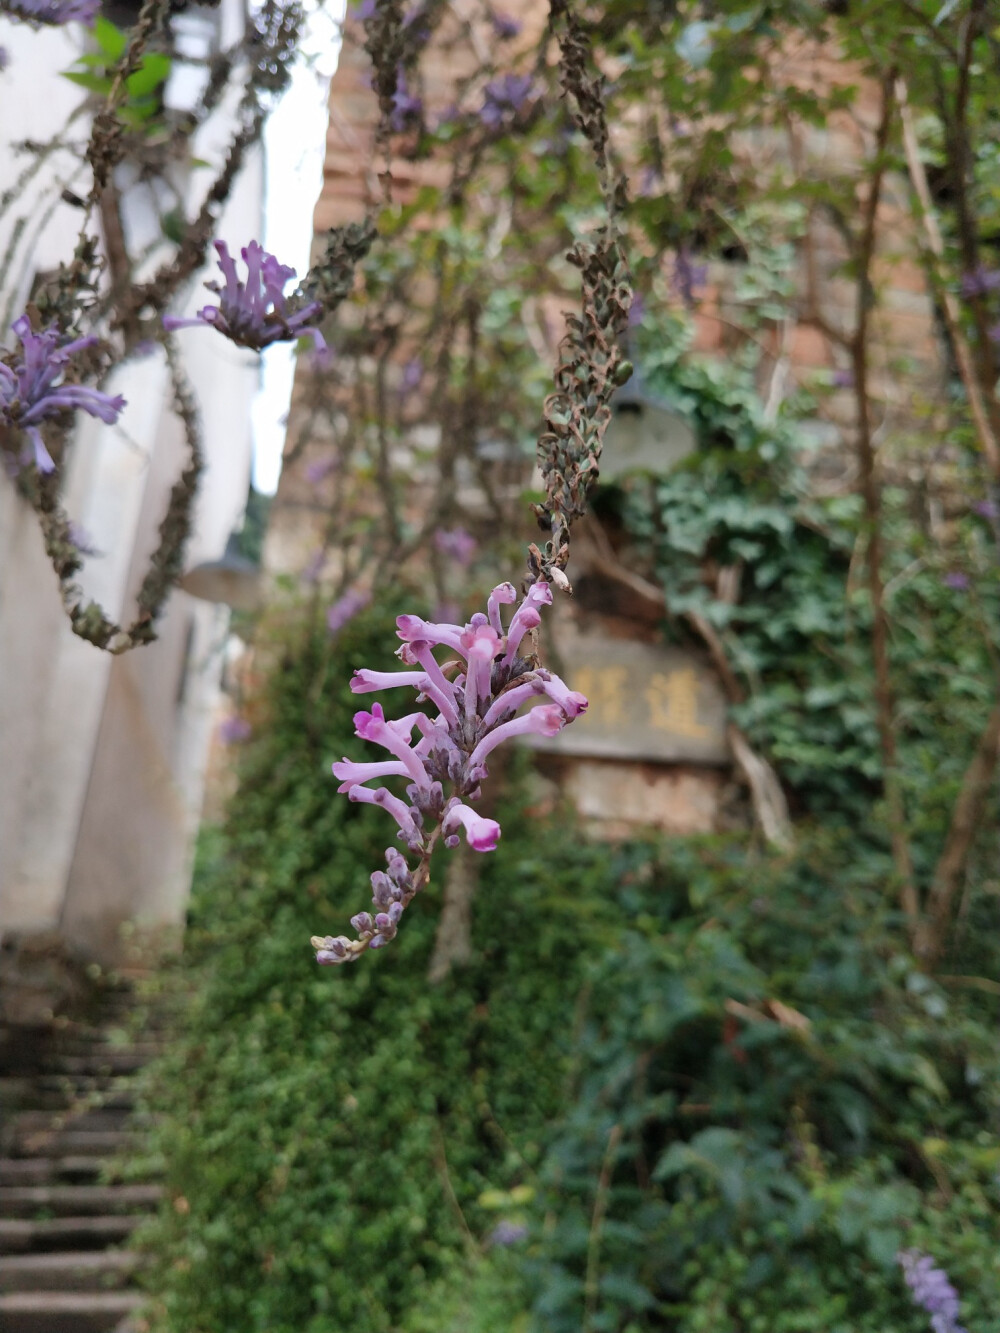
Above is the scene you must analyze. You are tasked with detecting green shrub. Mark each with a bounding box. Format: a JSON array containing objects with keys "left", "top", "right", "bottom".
[
  {"left": 134, "top": 603, "right": 1000, "bottom": 1333},
  {"left": 135, "top": 603, "right": 621, "bottom": 1332},
  {"left": 522, "top": 835, "right": 1000, "bottom": 1333}
]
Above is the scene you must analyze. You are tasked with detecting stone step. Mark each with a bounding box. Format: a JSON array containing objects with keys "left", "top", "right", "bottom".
[
  {"left": 2, "top": 1130, "right": 140, "bottom": 1160},
  {"left": 0, "top": 1076, "right": 135, "bottom": 1113},
  {"left": 0, "top": 1158, "right": 106, "bottom": 1185},
  {"left": 0, "top": 1215, "right": 142, "bottom": 1254},
  {"left": 0, "top": 1289, "right": 139, "bottom": 1332},
  {"left": 2, "top": 1108, "right": 144, "bottom": 1155},
  {"left": 0, "top": 1249, "right": 140, "bottom": 1292},
  {"left": 42, "top": 1050, "right": 159, "bottom": 1076},
  {"left": 0, "top": 1184, "right": 162, "bottom": 1218}
]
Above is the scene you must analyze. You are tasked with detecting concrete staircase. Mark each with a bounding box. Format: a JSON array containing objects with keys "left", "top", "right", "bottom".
[{"left": 0, "top": 982, "right": 163, "bottom": 1333}]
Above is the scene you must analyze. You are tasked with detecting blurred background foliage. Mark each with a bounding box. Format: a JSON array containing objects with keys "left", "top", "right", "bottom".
[
  {"left": 129, "top": 0, "right": 1000, "bottom": 1326},
  {"left": 130, "top": 600, "right": 1000, "bottom": 1332}
]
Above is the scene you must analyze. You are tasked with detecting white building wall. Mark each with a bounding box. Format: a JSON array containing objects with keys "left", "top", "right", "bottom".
[{"left": 0, "top": 8, "right": 261, "bottom": 962}]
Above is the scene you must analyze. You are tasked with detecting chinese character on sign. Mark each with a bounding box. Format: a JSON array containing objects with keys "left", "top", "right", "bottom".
[
  {"left": 645, "top": 668, "right": 710, "bottom": 739},
  {"left": 574, "top": 666, "right": 627, "bottom": 726}
]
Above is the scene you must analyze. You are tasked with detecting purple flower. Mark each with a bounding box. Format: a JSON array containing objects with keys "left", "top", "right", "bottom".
[
  {"left": 401, "top": 357, "right": 424, "bottom": 392},
  {"left": 479, "top": 74, "right": 537, "bottom": 129},
  {"left": 943, "top": 571, "right": 970, "bottom": 591},
  {"left": 488, "top": 1220, "right": 528, "bottom": 1247},
  {"left": 305, "top": 456, "right": 338, "bottom": 484},
  {"left": 491, "top": 11, "right": 522, "bottom": 38},
  {"left": 390, "top": 68, "right": 423, "bottom": 132},
  {"left": 898, "top": 1250, "right": 967, "bottom": 1333},
  {"left": 312, "top": 580, "right": 587, "bottom": 965},
  {"left": 301, "top": 549, "right": 326, "bottom": 584},
  {"left": 2, "top": 0, "right": 98, "bottom": 24},
  {"left": 0, "top": 316, "right": 125, "bottom": 473},
  {"left": 831, "top": 368, "right": 854, "bottom": 389},
  {"left": 327, "top": 587, "right": 371, "bottom": 636},
  {"left": 67, "top": 521, "right": 101, "bottom": 557},
  {"left": 959, "top": 266, "right": 1000, "bottom": 300},
  {"left": 164, "top": 241, "right": 326, "bottom": 352},
  {"left": 402, "top": 2, "right": 430, "bottom": 45},
  {"left": 218, "top": 715, "right": 252, "bottom": 744},
  {"left": 973, "top": 498, "right": 998, "bottom": 520},
  {"left": 434, "top": 527, "right": 477, "bottom": 565},
  {"left": 636, "top": 166, "right": 663, "bottom": 198},
  {"left": 672, "top": 248, "right": 708, "bottom": 309}
]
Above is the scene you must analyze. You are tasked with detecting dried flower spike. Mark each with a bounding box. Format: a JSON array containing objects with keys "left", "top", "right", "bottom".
[{"left": 311, "top": 581, "right": 587, "bottom": 964}]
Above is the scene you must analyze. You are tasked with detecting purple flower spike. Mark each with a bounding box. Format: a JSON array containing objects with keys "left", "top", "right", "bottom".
[
  {"left": 434, "top": 526, "right": 477, "bottom": 564},
  {"left": 164, "top": 241, "right": 326, "bottom": 352},
  {"left": 327, "top": 587, "right": 371, "bottom": 636},
  {"left": 491, "top": 11, "right": 522, "bottom": 39},
  {"left": 390, "top": 67, "right": 423, "bottom": 132},
  {"left": 672, "top": 247, "right": 708, "bottom": 309},
  {"left": 218, "top": 715, "right": 252, "bottom": 744},
  {"left": 489, "top": 1220, "right": 528, "bottom": 1247},
  {"left": 943, "top": 571, "right": 970, "bottom": 591},
  {"left": 0, "top": 316, "right": 125, "bottom": 473},
  {"left": 479, "top": 73, "right": 537, "bottom": 129},
  {"left": 898, "top": 1250, "right": 967, "bottom": 1333},
  {"left": 959, "top": 266, "right": 1000, "bottom": 300},
  {"left": 2, "top": 0, "right": 98, "bottom": 24},
  {"left": 312, "top": 580, "right": 586, "bottom": 965},
  {"left": 305, "top": 457, "right": 338, "bottom": 484}
]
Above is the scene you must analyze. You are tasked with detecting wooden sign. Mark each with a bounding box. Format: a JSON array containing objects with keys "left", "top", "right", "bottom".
[{"left": 533, "top": 635, "right": 730, "bottom": 765}]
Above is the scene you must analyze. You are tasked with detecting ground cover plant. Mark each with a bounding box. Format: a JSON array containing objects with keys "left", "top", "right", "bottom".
[{"left": 131, "top": 596, "right": 1000, "bottom": 1332}]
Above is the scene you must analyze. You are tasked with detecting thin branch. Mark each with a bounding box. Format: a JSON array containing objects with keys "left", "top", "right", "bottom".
[
  {"left": 895, "top": 78, "right": 1000, "bottom": 480},
  {"left": 915, "top": 703, "right": 1000, "bottom": 968},
  {"left": 849, "top": 74, "right": 919, "bottom": 925},
  {"left": 582, "top": 1122, "right": 621, "bottom": 1333}
]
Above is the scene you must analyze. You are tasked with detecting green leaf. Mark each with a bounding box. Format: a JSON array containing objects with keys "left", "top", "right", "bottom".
[
  {"left": 93, "top": 15, "right": 127, "bottom": 59},
  {"left": 126, "top": 53, "right": 171, "bottom": 99},
  {"left": 63, "top": 71, "right": 114, "bottom": 94}
]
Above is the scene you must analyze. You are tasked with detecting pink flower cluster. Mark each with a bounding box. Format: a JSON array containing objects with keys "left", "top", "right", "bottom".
[{"left": 312, "top": 580, "right": 587, "bottom": 964}]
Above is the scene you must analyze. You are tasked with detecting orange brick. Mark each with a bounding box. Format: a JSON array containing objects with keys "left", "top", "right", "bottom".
[{"left": 789, "top": 324, "right": 832, "bottom": 369}]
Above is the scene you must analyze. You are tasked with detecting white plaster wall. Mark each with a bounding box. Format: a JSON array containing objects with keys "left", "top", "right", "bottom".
[{"left": 0, "top": 8, "right": 263, "bottom": 959}]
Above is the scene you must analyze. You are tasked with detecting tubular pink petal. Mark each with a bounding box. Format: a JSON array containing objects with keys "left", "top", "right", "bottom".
[
  {"left": 348, "top": 784, "right": 418, "bottom": 834},
  {"left": 480, "top": 678, "right": 544, "bottom": 729},
  {"left": 332, "top": 757, "right": 409, "bottom": 793},
  {"left": 467, "top": 702, "right": 566, "bottom": 769},
  {"left": 537, "top": 670, "right": 589, "bottom": 718},
  {"left": 487, "top": 582, "right": 517, "bottom": 634},
  {"left": 503, "top": 605, "right": 541, "bottom": 664},
  {"left": 443, "top": 801, "right": 501, "bottom": 852},
  {"left": 354, "top": 706, "right": 433, "bottom": 787},
  {"left": 396, "top": 613, "right": 466, "bottom": 653},
  {"left": 460, "top": 624, "right": 501, "bottom": 718},
  {"left": 405, "top": 640, "right": 460, "bottom": 724},
  {"left": 351, "top": 669, "right": 426, "bottom": 693}
]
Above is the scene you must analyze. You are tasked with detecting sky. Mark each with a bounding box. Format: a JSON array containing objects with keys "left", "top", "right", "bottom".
[{"left": 251, "top": 0, "right": 346, "bottom": 494}]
